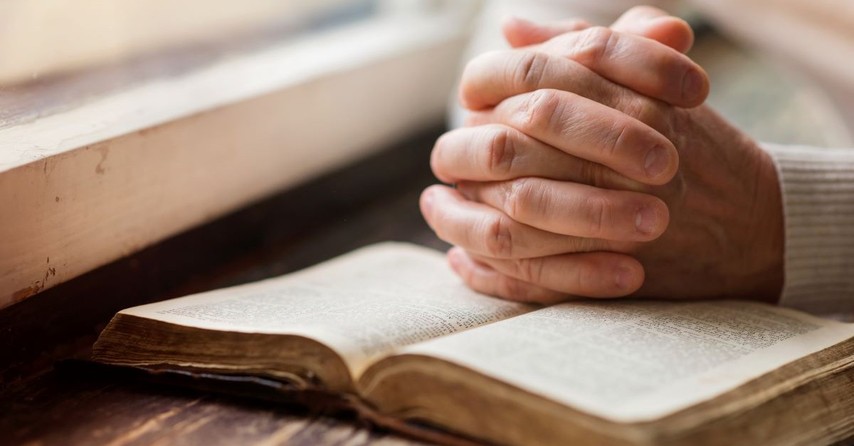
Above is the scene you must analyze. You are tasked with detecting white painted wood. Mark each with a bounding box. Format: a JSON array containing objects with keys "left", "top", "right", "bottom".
[
  {"left": 0, "top": 10, "right": 472, "bottom": 308},
  {"left": 0, "top": 0, "right": 356, "bottom": 85}
]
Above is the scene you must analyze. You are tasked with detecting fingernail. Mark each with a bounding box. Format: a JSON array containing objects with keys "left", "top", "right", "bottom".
[
  {"left": 681, "top": 68, "right": 705, "bottom": 103},
  {"left": 644, "top": 145, "right": 670, "bottom": 180},
  {"left": 635, "top": 205, "right": 660, "bottom": 236}
]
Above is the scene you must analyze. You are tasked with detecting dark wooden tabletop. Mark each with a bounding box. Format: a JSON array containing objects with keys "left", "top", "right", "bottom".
[{"left": 0, "top": 129, "right": 444, "bottom": 446}]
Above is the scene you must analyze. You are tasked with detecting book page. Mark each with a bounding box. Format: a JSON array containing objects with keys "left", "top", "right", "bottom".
[
  {"left": 404, "top": 300, "right": 854, "bottom": 422},
  {"left": 118, "top": 242, "right": 531, "bottom": 375}
]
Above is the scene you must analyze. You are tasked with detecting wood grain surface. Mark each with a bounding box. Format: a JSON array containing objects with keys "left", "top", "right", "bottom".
[{"left": 2, "top": 367, "right": 429, "bottom": 446}]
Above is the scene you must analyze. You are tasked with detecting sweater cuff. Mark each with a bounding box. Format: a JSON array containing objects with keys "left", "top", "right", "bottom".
[{"left": 761, "top": 143, "right": 854, "bottom": 314}]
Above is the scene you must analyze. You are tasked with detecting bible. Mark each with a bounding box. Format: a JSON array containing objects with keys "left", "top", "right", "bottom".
[{"left": 92, "top": 242, "right": 854, "bottom": 445}]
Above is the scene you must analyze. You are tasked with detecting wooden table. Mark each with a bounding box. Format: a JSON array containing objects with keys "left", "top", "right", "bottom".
[{"left": 0, "top": 129, "right": 442, "bottom": 446}]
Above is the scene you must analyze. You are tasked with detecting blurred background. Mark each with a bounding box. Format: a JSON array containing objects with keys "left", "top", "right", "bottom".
[
  {"left": 1, "top": 0, "right": 851, "bottom": 145},
  {"left": 0, "top": 0, "right": 474, "bottom": 133}
]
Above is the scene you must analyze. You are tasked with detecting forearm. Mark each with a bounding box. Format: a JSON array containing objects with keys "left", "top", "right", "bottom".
[{"left": 762, "top": 143, "right": 854, "bottom": 314}]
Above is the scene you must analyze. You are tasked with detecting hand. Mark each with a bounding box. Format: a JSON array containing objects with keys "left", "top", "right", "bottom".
[{"left": 421, "top": 8, "right": 784, "bottom": 304}]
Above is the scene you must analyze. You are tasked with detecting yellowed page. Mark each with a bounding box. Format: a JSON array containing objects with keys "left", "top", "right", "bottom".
[
  {"left": 405, "top": 300, "right": 854, "bottom": 423},
  {"left": 117, "top": 242, "right": 531, "bottom": 375}
]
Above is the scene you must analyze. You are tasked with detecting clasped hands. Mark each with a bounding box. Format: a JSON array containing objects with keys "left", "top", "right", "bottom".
[{"left": 421, "top": 7, "right": 785, "bottom": 304}]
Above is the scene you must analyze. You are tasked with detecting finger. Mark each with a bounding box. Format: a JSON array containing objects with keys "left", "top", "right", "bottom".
[
  {"left": 456, "top": 178, "right": 669, "bottom": 242},
  {"left": 610, "top": 6, "right": 694, "bottom": 53},
  {"left": 430, "top": 124, "right": 640, "bottom": 190},
  {"left": 469, "top": 251, "right": 645, "bottom": 298},
  {"left": 460, "top": 50, "right": 623, "bottom": 112},
  {"left": 447, "top": 247, "right": 567, "bottom": 304},
  {"left": 466, "top": 89, "right": 678, "bottom": 185},
  {"left": 540, "top": 26, "right": 708, "bottom": 107},
  {"left": 420, "top": 185, "right": 622, "bottom": 259},
  {"left": 503, "top": 7, "right": 694, "bottom": 54},
  {"left": 501, "top": 16, "right": 591, "bottom": 48},
  {"left": 460, "top": 51, "right": 672, "bottom": 135},
  {"left": 462, "top": 30, "right": 706, "bottom": 112}
]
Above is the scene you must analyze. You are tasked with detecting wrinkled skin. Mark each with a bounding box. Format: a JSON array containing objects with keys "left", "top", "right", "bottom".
[{"left": 421, "top": 7, "right": 784, "bottom": 304}]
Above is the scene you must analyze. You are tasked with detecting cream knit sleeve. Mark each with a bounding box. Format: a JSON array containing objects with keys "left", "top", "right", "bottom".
[{"left": 761, "top": 143, "right": 854, "bottom": 314}]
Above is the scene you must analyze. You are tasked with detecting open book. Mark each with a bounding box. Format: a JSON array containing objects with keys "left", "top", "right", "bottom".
[{"left": 92, "top": 243, "right": 854, "bottom": 445}]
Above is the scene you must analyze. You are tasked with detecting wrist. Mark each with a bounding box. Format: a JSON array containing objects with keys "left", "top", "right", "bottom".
[
  {"left": 746, "top": 143, "right": 785, "bottom": 302},
  {"left": 680, "top": 107, "right": 784, "bottom": 302}
]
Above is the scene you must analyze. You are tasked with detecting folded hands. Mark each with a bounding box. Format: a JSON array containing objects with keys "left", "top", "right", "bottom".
[{"left": 422, "top": 7, "right": 784, "bottom": 304}]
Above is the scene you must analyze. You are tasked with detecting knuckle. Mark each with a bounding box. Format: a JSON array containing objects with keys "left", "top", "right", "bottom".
[
  {"left": 620, "top": 97, "right": 669, "bottom": 132},
  {"left": 574, "top": 26, "right": 616, "bottom": 65},
  {"left": 504, "top": 178, "right": 539, "bottom": 220},
  {"left": 514, "top": 257, "right": 545, "bottom": 284},
  {"left": 604, "top": 121, "right": 630, "bottom": 158},
  {"left": 484, "top": 126, "right": 517, "bottom": 176},
  {"left": 484, "top": 213, "right": 514, "bottom": 259},
  {"left": 583, "top": 194, "right": 610, "bottom": 237},
  {"left": 518, "top": 89, "right": 561, "bottom": 133},
  {"left": 514, "top": 51, "right": 549, "bottom": 91}
]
